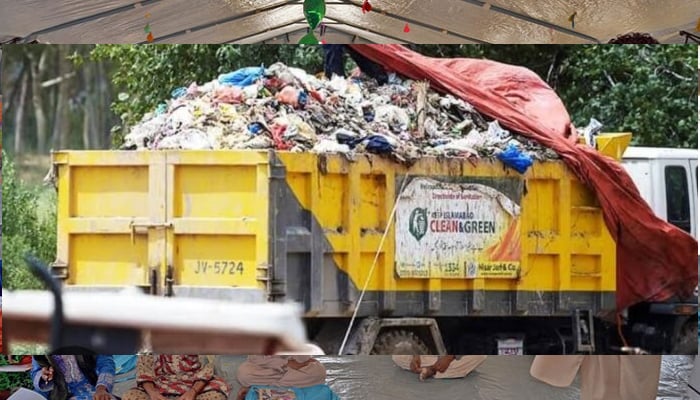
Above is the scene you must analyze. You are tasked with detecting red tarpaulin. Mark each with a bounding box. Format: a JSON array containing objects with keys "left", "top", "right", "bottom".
[{"left": 350, "top": 44, "right": 697, "bottom": 311}]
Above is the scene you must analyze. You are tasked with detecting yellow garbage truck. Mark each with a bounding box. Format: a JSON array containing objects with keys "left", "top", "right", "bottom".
[{"left": 44, "top": 132, "right": 695, "bottom": 354}]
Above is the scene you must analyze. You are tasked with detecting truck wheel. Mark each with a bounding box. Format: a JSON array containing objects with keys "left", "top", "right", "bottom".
[
  {"left": 671, "top": 319, "right": 698, "bottom": 355},
  {"left": 371, "top": 330, "right": 431, "bottom": 355}
]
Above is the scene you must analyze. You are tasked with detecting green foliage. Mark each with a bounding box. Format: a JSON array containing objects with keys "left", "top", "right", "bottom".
[
  {"left": 2, "top": 151, "right": 56, "bottom": 290},
  {"left": 89, "top": 44, "right": 696, "bottom": 149},
  {"left": 8, "top": 343, "right": 48, "bottom": 355},
  {"left": 559, "top": 45, "right": 697, "bottom": 147}
]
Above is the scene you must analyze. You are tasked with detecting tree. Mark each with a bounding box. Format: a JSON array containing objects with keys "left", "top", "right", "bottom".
[
  {"left": 2, "top": 45, "right": 118, "bottom": 154},
  {"left": 26, "top": 46, "right": 50, "bottom": 153},
  {"left": 557, "top": 45, "right": 697, "bottom": 147}
]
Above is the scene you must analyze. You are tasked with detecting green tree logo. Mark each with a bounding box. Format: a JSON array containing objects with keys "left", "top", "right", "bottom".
[{"left": 409, "top": 208, "right": 428, "bottom": 242}]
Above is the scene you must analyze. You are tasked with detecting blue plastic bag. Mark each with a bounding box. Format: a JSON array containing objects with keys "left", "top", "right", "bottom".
[
  {"left": 297, "top": 91, "right": 309, "bottom": 109},
  {"left": 497, "top": 144, "right": 533, "bottom": 174},
  {"left": 171, "top": 87, "right": 187, "bottom": 99},
  {"left": 218, "top": 66, "right": 265, "bottom": 87},
  {"left": 155, "top": 103, "right": 168, "bottom": 115},
  {"left": 248, "top": 122, "right": 263, "bottom": 135}
]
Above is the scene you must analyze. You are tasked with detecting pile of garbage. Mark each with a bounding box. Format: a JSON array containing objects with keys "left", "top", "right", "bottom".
[{"left": 123, "top": 62, "right": 560, "bottom": 171}]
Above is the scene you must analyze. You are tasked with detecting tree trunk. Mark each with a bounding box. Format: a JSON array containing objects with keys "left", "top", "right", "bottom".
[
  {"left": 93, "top": 60, "right": 106, "bottom": 149},
  {"left": 28, "top": 47, "right": 50, "bottom": 153},
  {"left": 82, "top": 108, "right": 90, "bottom": 149},
  {"left": 54, "top": 45, "right": 72, "bottom": 149},
  {"left": 14, "top": 69, "right": 29, "bottom": 154},
  {"left": 82, "top": 61, "right": 94, "bottom": 149}
]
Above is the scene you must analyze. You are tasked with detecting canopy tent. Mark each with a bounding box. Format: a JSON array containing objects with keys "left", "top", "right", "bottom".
[{"left": 0, "top": 0, "right": 698, "bottom": 44}]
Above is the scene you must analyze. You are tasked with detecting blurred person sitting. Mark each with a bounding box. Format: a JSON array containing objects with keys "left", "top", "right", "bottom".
[
  {"left": 31, "top": 355, "right": 116, "bottom": 400},
  {"left": 122, "top": 356, "right": 229, "bottom": 400},
  {"left": 236, "top": 356, "right": 331, "bottom": 400}
]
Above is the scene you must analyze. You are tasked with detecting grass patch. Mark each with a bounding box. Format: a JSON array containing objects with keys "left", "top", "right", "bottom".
[
  {"left": 9, "top": 342, "right": 48, "bottom": 355},
  {"left": 2, "top": 151, "right": 56, "bottom": 291}
]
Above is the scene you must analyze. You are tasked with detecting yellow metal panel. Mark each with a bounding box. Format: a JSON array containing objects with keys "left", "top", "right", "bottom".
[
  {"left": 57, "top": 150, "right": 615, "bottom": 297},
  {"left": 279, "top": 153, "right": 615, "bottom": 294},
  {"left": 149, "top": 152, "right": 167, "bottom": 291},
  {"left": 254, "top": 162, "right": 270, "bottom": 288},
  {"left": 173, "top": 234, "right": 257, "bottom": 286},
  {"left": 166, "top": 152, "right": 268, "bottom": 289},
  {"left": 70, "top": 234, "right": 149, "bottom": 285},
  {"left": 55, "top": 151, "right": 155, "bottom": 287},
  {"left": 70, "top": 166, "right": 149, "bottom": 218}
]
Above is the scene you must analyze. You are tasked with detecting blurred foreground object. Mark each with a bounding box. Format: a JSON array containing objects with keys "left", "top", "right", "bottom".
[{"left": 3, "top": 289, "right": 310, "bottom": 355}]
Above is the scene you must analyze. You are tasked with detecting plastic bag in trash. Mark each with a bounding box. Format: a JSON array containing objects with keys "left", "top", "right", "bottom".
[
  {"left": 582, "top": 118, "right": 604, "bottom": 147},
  {"left": 363, "top": 135, "right": 394, "bottom": 154},
  {"left": 248, "top": 122, "right": 263, "bottom": 135},
  {"left": 155, "top": 103, "right": 168, "bottom": 115},
  {"left": 171, "top": 87, "right": 187, "bottom": 99},
  {"left": 583, "top": 118, "right": 604, "bottom": 147},
  {"left": 218, "top": 66, "right": 265, "bottom": 87},
  {"left": 497, "top": 144, "right": 533, "bottom": 174}
]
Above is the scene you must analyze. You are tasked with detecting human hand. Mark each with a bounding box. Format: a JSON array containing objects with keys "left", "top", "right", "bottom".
[
  {"left": 93, "top": 386, "right": 111, "bottom": 400},
  {"left": 41, "top": 367, "right": 54, "bottom": 382},
  {"left": 432, "top": 356, "right": 455, "bottom": 374},
  {"left": 409, "top": 356, "right": 421, "bottom": 374}
]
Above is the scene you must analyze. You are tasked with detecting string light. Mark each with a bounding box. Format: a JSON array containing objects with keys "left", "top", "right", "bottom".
[
  {"left": 144, "top": 12, "right": 154, "bottom": 42},
  {"left": 299, "top": 0, "right": 326, "bottom": 44}
]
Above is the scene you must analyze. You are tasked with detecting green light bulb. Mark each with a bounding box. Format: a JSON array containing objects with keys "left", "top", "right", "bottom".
[
  {"left": 303, "top": 0, "right": 326, "bottom": 30},
  {"left": 298, "top": 32, "right": 319, "bottom": 44}
]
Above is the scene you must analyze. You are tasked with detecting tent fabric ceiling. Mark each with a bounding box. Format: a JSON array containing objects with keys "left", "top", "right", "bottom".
[{"left": 0, "top": 0, "right": 698, "bottom": 44}]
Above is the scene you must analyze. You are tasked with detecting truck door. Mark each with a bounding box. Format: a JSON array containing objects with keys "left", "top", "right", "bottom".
[
  {"left": 660, "top": 160, "right": 693, "bottom": 236},
  {"left": 163, "top": 152, "right": 268, "bottom": 302}
]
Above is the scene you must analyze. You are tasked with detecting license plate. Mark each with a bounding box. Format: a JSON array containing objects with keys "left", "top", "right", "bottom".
[{"left": 497, "top": 339, "right": 524, "bottom": 355}]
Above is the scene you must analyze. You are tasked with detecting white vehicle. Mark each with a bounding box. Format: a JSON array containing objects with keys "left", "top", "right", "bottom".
[
  {"left": 622, "top": 147, "right": 697, "bottom": 239},
  {"left": 620, "top": 146, "right": 698, "bottom": 354}
]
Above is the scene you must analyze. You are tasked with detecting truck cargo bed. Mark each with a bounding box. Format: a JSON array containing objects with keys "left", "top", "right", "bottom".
[{"left": 51, "top": 150, "right": 615, "bottom": 317}]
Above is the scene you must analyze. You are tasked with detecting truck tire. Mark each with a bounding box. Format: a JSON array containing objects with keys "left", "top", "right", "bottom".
[
  {"left": 671, "top": 319, "right": 698, "bottom": 355},
  {"left": 371, "top": 330, "right": 431, "bottom": 355}
]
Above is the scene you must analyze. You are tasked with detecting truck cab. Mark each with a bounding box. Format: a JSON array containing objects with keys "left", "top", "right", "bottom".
[
  {"left": 621, "top": 146, "right": 698, "bottom": 354},
  {"left": 622, "top": 147, "right": 697, "bottom": 239}
]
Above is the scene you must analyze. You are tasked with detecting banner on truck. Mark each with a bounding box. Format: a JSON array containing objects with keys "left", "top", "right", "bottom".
[{"left": 395, "top": 177, "right": 521, "bottom": 279}]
